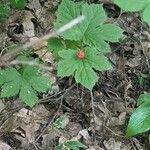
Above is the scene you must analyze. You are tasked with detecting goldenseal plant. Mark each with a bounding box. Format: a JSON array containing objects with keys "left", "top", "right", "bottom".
[
  {"left": 0, "top": 57, "right": 51, "bottom": 107},
  {"left": 48, "top": 0, "right": 124, "bottom": 90}
]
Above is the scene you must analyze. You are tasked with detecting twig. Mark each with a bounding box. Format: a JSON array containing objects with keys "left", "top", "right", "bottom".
[
  {"left": 39, "top": 83, "right": 76, "bottom": 103},
  {"left": 104, "top": 125, "right": 125, "bottom": 138},
  {"left": 28, "top": 91, "right": 65, "bottom": 150},
  {"left": 90, "top": 90, "right": 96, "bottom": 141},
  {"left": 9, "top": 60, "right": 53, "bottom": 71}
]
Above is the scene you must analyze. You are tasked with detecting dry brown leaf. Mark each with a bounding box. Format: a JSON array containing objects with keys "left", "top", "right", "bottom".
[
  {"left": 8, "top": 11, "right": 36, "bottom": 43},
  {"left": 109, "top": 112, "right": 126, "bottom": 126},
  {"left": 0, "top": 141, "right": 13, "bottom": 150},
  {"left": 75, "top": 129, "right": 92, "bottom": 145},
  {"left": 34, "top": 46, "right": 54, "bottom": 64},
  {"left": 125, "top": 56, "right": 141, "bottom": 67},
  {"left": 103, "top": 138, "right": 131, "bottom": 150},
  {"left": 27, "top": 0, "right": 41, "bottom": 11}
]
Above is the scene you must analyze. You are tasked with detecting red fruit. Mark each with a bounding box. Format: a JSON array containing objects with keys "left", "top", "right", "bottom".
[{"left": 76, "top": 50, "right": 85, "bottom": 59}]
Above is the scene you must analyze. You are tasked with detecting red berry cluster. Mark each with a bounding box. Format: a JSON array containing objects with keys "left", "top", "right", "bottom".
[{"left": 76, "top": 50, "right": 85, "bottom": 59}]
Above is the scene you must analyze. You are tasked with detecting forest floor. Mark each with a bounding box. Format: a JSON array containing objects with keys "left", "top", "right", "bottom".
[{"left": 0, "top": 0, "right": 150, "bottom": 150}]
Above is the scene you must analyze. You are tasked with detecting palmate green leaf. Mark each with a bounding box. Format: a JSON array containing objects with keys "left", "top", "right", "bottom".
[
  {"left": 55, "top": 0, "right": 123, "bottom": 51},
  {"left": 57, "top": 47, "right": 112, "bottom": 90},
  {"left": 64, "top": 140, "right": 87, "bottom": 150},
  {"left": 0, "top": 66, "right": 51, "bottom": 107},
  {"left": 126, "top": 103, "right": 150, "bottom": 137},
  {"left": 114, "top": 0, "right": 150, "bottom": 25}
]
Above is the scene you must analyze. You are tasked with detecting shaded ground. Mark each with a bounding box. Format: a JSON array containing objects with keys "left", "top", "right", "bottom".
[{"left": 0, "top": 0, "right": 150, "bottom": 149}]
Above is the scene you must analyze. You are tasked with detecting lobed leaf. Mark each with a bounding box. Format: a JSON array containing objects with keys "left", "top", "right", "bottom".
[
  {"left": 55, "top": 0, "right": 123, "bottom": 51},
  {"left": 0, "top": 66, "right": 51, "bottom": 107},
  {"left": 57, "top": 47, "right": 112, "bottom": 90}
]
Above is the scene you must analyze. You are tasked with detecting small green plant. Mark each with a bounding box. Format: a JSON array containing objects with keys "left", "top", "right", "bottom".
[
  {"left": 0, "top": 58, "right": 51, "bottom": 107},
  {"left": 126, "top": 93, "right": 150, "bottom": 139},
  {"left": 0, "top": 1, "right": 10, "bottom": 22},
  {"left": 54, "top": 140, "right": 87, "bottom": 150},
  {"left": 114, "top": 0, "right": 150, "bottom": 25},
  {"left": 10, "top": 0, "right": 27, "bottom": 10},
  {"left": 48, "top": 0, "right": 123, "bottom": 90}
]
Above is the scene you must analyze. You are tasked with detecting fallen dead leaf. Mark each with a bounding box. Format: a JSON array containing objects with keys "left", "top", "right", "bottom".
[
  {"left": 0, "top": 141, "right": 13, "bottom": 150},
  {"left": 103, "top": 138, "right": 131, "bottom": 150}
]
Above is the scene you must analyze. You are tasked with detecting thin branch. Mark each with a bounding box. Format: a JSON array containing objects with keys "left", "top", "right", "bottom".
[{"left": 9, "top": 60, "right": 53, "bottom": 71}]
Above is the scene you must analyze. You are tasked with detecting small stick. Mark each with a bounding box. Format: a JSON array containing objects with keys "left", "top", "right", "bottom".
[{"left": 9, "top": 60, "right": 53, "bottom": 71}]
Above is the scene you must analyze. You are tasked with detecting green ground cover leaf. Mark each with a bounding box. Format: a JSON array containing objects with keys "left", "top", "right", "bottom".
[
  {"left": 126, "top": 93, "right": 150, "bottom": 137},
  {"left": 126, "top": 103, "right": 150, "bottom": 137},
  {"left": 57, "top": 47, "right": 112, "bottom": 90},
  {"left": 0, "top": 66, "right": 51, "bottom": 107},
  {"left": 54, "top": 0, "right": 123, "bottom": 51}
]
